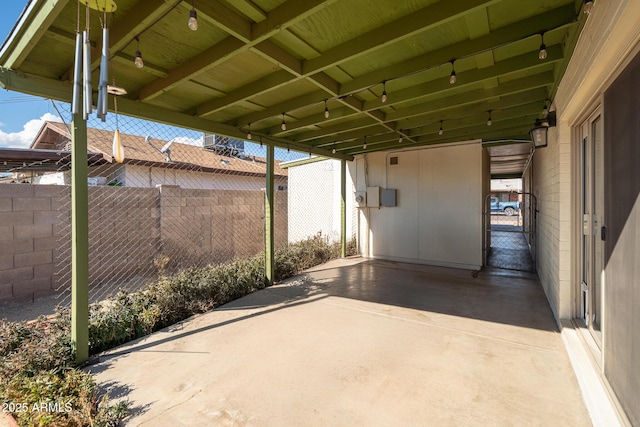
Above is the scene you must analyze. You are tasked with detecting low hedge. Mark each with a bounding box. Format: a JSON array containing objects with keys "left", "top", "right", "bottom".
[{"left": 1, "top": 234, "right": 356, "bottom": 426}]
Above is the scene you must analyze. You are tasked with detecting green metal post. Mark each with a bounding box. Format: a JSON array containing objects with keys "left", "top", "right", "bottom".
[
  {"left": 341, "top": 159, "right": 347, "bottom": 257},
  {"left": 265, "top": 144, "right": 275, "bottom": 286},
  {"left": 71, "top": 114, "right": 89, "bottom": 364}
]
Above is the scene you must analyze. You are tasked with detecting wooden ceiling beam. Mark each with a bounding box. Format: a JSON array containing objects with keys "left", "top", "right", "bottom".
[{"left": 339, "top": 4, "right": 576, "bottom": 96}]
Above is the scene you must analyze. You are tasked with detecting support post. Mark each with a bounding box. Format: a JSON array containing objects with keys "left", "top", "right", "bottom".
[
  {"left": 265, "top": 144, "right": 275, "bottom": 286},
  {"left": 71, "top": 114, "right": 89, "bottom": 364},
  {"left": 341, "top": 159, "right": 347, "bottom": 257}
]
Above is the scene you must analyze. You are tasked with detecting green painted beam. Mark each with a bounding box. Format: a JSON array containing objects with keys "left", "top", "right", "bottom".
[
  {"left": 302, "top": 0, "right": 498, "bottom": 75},
  {"left": 295, "top": 117, "right": 378, "bottom": 142},
  {"left": 0, "top": 67, "right": 353, "bottom": 161},
  {"left": 70, "top": 113, "right": 89, "bottom": 365},
  {"left": 137, "top": 36, "right": 245, "bottom": 101},
  {"left": 234, "top": 90, "right": 329, "bottom": 128},
  {"left": 264, "top": 143, "right": 275, "bottom": 286},
  {"left": 0, "top": 0, "right": 69, "bottom": 69},
  {"left": 224, "top": 0, "right": 267, "bottom": 23},
  {"left": 339, "top": 4, "right": 576, "bottom": 95},
  {"left": 252, "top": 0, "right": 339, "bottom": 41},
  {"left": 340, "top": 159, "right": 347, "bottom": 258},
  {"left": 266, "top": 106, "right": 356, "bottom": 136}
]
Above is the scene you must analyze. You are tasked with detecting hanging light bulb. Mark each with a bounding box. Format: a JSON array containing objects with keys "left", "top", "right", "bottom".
[
  {"left": 363, "top": 136, "right": 367, "bottom": 150},
  {"left": 449, "top": 60, "right": 457, "bottom": 84},
  {"left": 332, "top": 147, "right": 336, "bottom": 154},
  {"left": 399, "top": 136, "right": 403, "bottom": 143},
  {"left": 542, "top": 101, "right": 549, "bottom": 117},
  {"left": 247, "top": 123, "right": 252, "bottom": 140},
  {"left": 324, "top": 100, "right": 330, "bottom": 119},
  {"left": 538, "top": 33, "right": 547, "bottom": 60},
  {"left": 259, "top": 137, "right": 263, "bottom": 148},
  {"left": 439, "top": 121, "right": 444, "bottom": 135},
  {"left": 188, "top": 1, "right": 198, "bottom": 31},
  {"left": 584, "top": 0, "right": 593, "bottom": 14},
  {"left": 281, "top": 113, "right": 287, "bottom": 131},
  {"left": 487, "top": 111, "right": 493, "bottom": 126},
  {"left": 381, "top": 81, "right": 388, "bottom": 103},
  {"left": 134, "top": 36, "right": 144, "bottom": 68}
]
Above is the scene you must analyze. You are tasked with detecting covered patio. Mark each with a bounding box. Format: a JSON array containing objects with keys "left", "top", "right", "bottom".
[{"left": 90, "top": 258, "right": 590, "bottom": 426}]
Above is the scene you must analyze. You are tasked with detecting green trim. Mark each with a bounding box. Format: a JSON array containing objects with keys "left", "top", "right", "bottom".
[
  {"left": 265, "top": 144, "right": 275, "bottom": 286},
  {"left": 279, "top": 155, "right": 328, "bottom": 169},
  {"left": 340, "top": 159, "right": 347, "bottom": 258},
  {"left": 71, "top": 114, "right": 89, "bottom": 365}
]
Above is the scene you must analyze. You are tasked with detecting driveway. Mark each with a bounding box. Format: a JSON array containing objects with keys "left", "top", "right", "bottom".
[{"left": 91, "top": 257, "right": 590, "bottom": 426}]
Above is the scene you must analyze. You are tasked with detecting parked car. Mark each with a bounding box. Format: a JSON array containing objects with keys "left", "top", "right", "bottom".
[{"left": 490, "top": 197, "right": 520, "bottom": 216}]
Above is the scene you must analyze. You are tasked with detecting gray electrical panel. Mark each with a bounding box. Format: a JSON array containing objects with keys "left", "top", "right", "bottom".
[{"left": 381, "top": 189, "right": 397, "bottom": 207}]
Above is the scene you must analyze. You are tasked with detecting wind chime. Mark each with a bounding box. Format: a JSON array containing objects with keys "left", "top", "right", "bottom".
[{"left": 72, "top": 0, "right": 126, "bottom": 163}]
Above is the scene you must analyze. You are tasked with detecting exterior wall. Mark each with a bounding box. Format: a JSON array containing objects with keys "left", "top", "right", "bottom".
[
  {"left": 533, "top": 0, "right": 640, "bottom": 424},
  {"left": 287, "top": 159, "right": 356, "bottom": 244},
  {"left": 355, "top": 143, "right": 484, "bottom": 270},
  {"left": 0, "top": 183, "right": 288, "bottom": 303},
  {"left": 124, "top": 164, "right": 274, "bottom": 190}
]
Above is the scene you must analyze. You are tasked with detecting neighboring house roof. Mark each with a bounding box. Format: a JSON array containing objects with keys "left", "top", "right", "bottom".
[{"left": 30, "top": 121, "right": 287, "bottom": 178}]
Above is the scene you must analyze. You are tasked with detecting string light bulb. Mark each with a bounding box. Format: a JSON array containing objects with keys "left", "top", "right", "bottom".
[
  {"left": 542, "top": 101, "right": 549, "bottom": 117},
  {"left": 134, "top": 36, "right": 144, "bottom": 68},
  {"left": 188, "top": 1, "right": 198, "bottom": 31},
  {"left": 538, "top": 33, "right": 547, "bottom": 60},
  {"left": 449, "top": 60, "right": 457, "bottom": 84},
  {"left": 381, "top": 81, "right": 388, "bottom": 103},
  {"left": 281, "top": 113, "right": 286, "bottom": 131},
  {"left": 332, "top": 147, "right": 336, "bottom": 154},
  {"left": 399, "top": 135, "right": 403, "bottom": 143},
  {"left": 439, "top": 121, "right": 444, "bottom": 135},
  {"left": 247, "top": 123, "right": 252, "bottom": 140},
  {"left": 487, "top": 111, "right": 493, "bottom": 126},
  {"left": 584, "top": 0, "right": 593, "bottom": 14},
  {"left": 363, "top": 136, "right": 367, "bottom": 150},
  {"left": 324, "top": 100, "right": 330, "bottom": 119}
]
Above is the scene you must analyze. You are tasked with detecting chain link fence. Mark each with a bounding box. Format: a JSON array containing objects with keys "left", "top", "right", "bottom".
[{"left": 0, "top": 100, "right": 303, "bottom": 309}]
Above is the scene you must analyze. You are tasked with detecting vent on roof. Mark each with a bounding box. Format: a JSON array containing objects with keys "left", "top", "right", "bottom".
[{"left": 203, "top": 134, "right": 244, "bottom": 158}]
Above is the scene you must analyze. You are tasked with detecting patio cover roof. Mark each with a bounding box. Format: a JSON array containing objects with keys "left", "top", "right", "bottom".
[{"left": 0, "top": 0, "right": 586, "bottom": 172}]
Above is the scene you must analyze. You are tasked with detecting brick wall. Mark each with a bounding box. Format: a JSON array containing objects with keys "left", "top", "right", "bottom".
[{"left": 0, "top": 184, "right": 288, "bottom": 303}]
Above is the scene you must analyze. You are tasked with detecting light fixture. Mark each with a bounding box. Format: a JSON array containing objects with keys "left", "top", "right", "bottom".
[
  {"left": 188, "top": 1, "right": 198, "bottom": 31},
  {"left": 259, "top": 136, "right": 263, "bottom": 148},
  {"left": 530, "top": 112, "right": 556, "bottom": 148},
  {"left": 363, "top": 136, "right": 367, "bottom": 150},
  {"left": 584, "top": 0, "right": 593, "bottom": 14},
  {"left": 381, "top": 81, "right": 388, "bottom": 103},
  {"left": 487, "top": 111, "right": 493, "bottom": 126},
  {"left": 542, "top": 100, "right": 549, "bottom": 117},
  {"left": 449, "top": 60, "right": 457, "bottom": 84},
  {"left": 439, "top": 120, "right": 444, "bottom": 135},
  {"left": 324, "top": 100, "right": 330, "bottom": 119},
  {"left": 247, "top": 123, "right": 252, "bottom": 140},
  {"left": 538, "top": 33, "right": 547, "bottom": 60},
  {"left": 332, "top": 147, "right": 336, "bottom": 154},
  {"left": 281, "top": 113, "right": 286, "bottom": 131},
  {"left": 398, "top": 135, "right": 403, "bottom": 143},
  {"left": 134, "top": 36, "right": 143, "bottom": 68}
]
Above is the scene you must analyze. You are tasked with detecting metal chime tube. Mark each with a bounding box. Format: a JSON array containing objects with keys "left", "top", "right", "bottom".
[
  {"left": 97, "top": 25, "right": 109, "bottom": 121},
  {"left": 72, "top": 32, "right": 83, "bottom": 115},
  {"left": 82, "top": 29, "right": 92, "bottom": 120}
]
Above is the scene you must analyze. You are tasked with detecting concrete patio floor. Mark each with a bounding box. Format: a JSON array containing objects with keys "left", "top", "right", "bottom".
[{"left": 91, "top": 257, "right": 591, "bottom": 426}]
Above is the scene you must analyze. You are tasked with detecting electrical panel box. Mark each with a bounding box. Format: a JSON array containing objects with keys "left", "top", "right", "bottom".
[
  {"left": 354, "top": 191, "right": 367, "bottom": 208},
  {"left": 367, "top": 186, "right": 380, "bottom": 207},
  {"left": 381, "top": 189, "right": 397, "bottom": 207}
]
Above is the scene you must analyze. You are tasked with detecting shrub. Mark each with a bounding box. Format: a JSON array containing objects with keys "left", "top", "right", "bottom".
[{"left": 1, "top": 234, "right": 357, "bottom": 426}]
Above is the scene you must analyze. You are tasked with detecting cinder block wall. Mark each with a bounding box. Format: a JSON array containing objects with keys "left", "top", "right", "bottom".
[
  {"left": 0, "top": 184, "right": 65, "bottom": 302},
  {"left": 0, "top": 184, "right": 288, "bottom": 303}
]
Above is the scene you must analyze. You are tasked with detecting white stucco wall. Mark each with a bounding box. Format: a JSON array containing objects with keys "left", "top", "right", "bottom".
[
  {"left": 123, "top": 164, "right": 272, "bottom": 190},
  {"left": 286, "top": 159, "right": 356, "bottom": 244},
  {"left": 354, "top": 143, "right": 485, "bottom": 270}
]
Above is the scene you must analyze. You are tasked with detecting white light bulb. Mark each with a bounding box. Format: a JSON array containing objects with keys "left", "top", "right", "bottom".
[
  {"left": 539, "top": 44, "right": 547, "bottom": 60},
  {"left": 450, "top": 70, "right": 456, "bottom": 84},
  {"left": 363, "top": 143, "right": 367, "bottom": 150},
  {"left": 381, "top": 91, "right": 387, "bottom": 103},
  {"left": 188, "top": 8, "right": 198, "bottom": 31},
  {"left": 487, "top": 118, "right": 492, "bottom": 126},
  {"left": 584, "top": 0, "right": 593, "bottom": 14},
  {"left": 247, "top": 132, "right": 252, "bottom": 140},
  {"left": 281, "top": 122, "right": 286, "bottom": 131},
  {"left": 324, "top": 108, "right": 330, "bottom": 119},
  {"left": 134, "top": 50, "right": 144, "bottom": 68},
  {"left": 332, "top": 148, "right": 336, "bottom": 154},
  {"left": 398, "top": 137, "right": 403, "bottom": 143}
]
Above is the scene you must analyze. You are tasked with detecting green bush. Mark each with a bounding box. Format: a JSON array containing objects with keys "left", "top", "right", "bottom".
[{"left": 1, "top": 234, "right": 356, "bottom": 426}]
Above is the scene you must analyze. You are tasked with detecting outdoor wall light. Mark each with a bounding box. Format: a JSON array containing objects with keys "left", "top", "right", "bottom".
[{"left": 530, "top": 112, "right": 556, "bottom": 148}]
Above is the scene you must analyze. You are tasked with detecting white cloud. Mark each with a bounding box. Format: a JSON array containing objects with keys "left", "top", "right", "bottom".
[{"left": 0, "top": 113, "right": 60, "bottom": 149}]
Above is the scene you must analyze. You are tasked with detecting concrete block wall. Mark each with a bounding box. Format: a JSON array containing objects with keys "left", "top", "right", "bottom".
[
  {"left": 1, "top": 184, "right": 289, "bottom": 304},
  {"left": 0, "top": 184, "right": 65, "bottom": 302}
]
